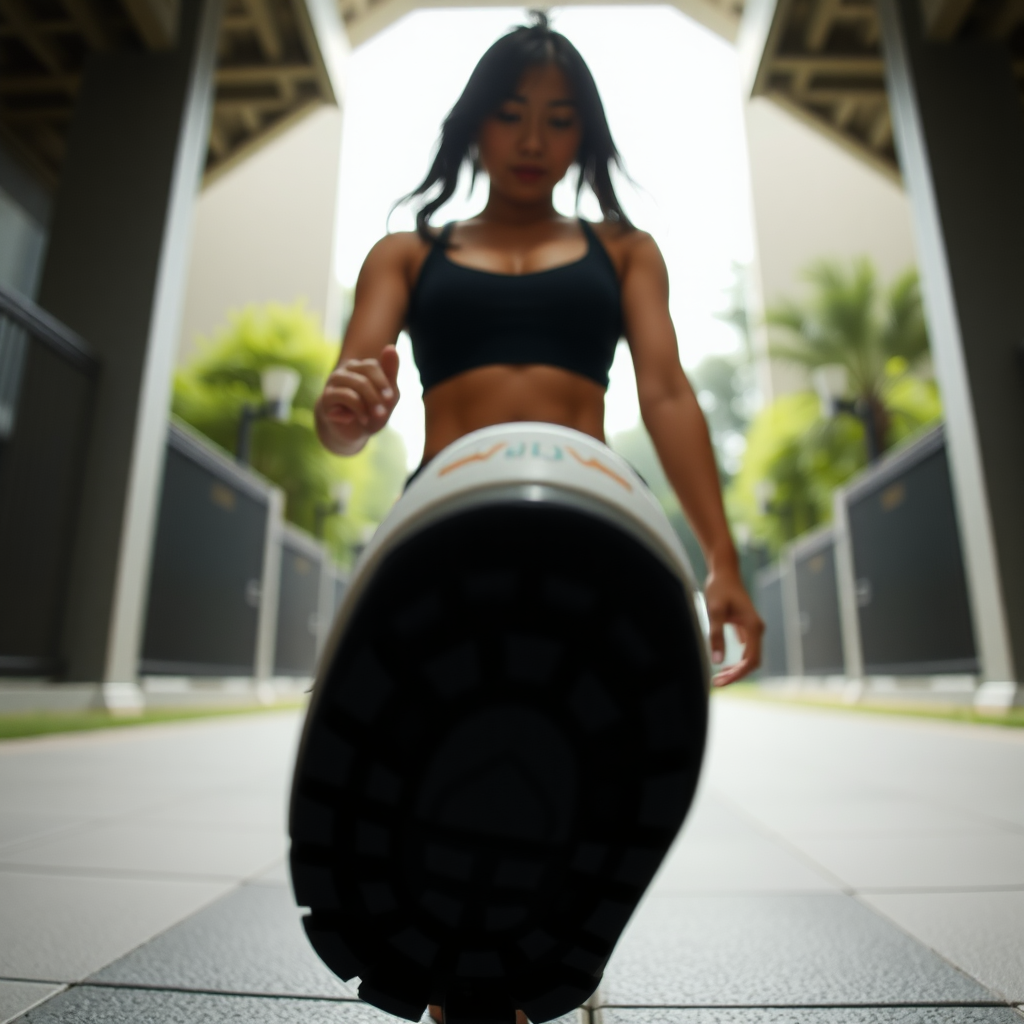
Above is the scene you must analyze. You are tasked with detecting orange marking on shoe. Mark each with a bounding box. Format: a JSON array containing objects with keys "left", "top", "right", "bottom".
[
  {"left": 438, "top": 442, "right": 506, "bottom": 476},
  {"left": 566, "top": 447, "right": 633, "bottom": 491}
]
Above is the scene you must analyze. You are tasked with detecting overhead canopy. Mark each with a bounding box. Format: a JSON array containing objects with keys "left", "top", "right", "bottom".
[
  {"left": 741, "top": 0, "right": 1024, "bottom": 181},
  {"left": 0, "top": 0, "right": 346, "bottom": 190},
  {"left": 4, "top": 0, "right": 1016, "bottom": 197}
]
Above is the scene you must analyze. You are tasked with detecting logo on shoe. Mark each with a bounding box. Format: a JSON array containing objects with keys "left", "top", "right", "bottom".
[{"left": 438, "top": 440, "right": 632, "bottom": 491}]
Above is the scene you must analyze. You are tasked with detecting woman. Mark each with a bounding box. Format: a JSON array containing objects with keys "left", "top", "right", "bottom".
[
  {"left": 305, "top": 13, "right": 762, "bottom": 1020},
  {"left": 316, "top": 19, "right": 760, "bottom": 680}
]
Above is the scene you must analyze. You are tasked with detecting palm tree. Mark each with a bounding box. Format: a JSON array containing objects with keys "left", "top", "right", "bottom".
[{"left": 766, "top": 259, "right": 930, "bottom": 458}]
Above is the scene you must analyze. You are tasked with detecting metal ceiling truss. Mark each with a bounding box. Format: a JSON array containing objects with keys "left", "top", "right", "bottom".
[
  {"left": 743, "top": 0, "right": 1024, "bottom": 181},
  {"left": 2, "top": 0, "right": 1021, "bottom": 198},
  {"left": 0, "top": 0, "right": 340, "bottom": 190}
]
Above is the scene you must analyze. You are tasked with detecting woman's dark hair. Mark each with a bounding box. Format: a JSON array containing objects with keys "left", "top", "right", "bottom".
[{"left": 400, "top": 11, "right": 633, "bottom": 240}]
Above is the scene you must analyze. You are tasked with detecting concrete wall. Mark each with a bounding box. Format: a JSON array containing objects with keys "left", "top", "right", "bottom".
[
  {"left": 744, "top": 97, "right": 919, "bottom": 400},
  {"left": 0, "top": 140, "right": 51, "bottom": 300},
  {"left": 177, "top": 105, "right": 345, "bottom": 365}
]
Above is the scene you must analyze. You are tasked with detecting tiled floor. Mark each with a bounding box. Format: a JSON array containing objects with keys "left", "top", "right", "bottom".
[{"left": 1, "top": 701, "right": 1022, "bottom": 1023}]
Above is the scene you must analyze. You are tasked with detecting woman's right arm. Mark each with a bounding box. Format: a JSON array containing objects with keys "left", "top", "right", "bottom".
[{"left": 316, "top": 233, "right": 420, "bottom": 455}]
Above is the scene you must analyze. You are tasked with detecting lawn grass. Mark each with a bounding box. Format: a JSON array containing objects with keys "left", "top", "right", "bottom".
[
  {"left": 0, "top": 702, "right": 307, "bottom": 741},
  {"left": 718, "top": 681, "right": 1024, "bottom": 728}
]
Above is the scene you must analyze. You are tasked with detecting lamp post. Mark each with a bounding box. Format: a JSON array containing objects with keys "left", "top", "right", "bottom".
[
  {"left": 812, "top": 366, "right": 883, "bottom": 464},
  {"left": 314, "top": 481, "right": 353, "bottom": 539},
  {"left": 236, "top": 366, "right": 301, "bottom": 466}
]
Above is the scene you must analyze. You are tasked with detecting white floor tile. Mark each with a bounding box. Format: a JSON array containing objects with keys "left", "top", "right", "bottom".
[
  {"left": 653, "top": 832, "right": 840, "bottom": 894},
  {"left": 788, "top": 830, "right": 1024, "bottom": 890},
  {"left": 248, "top": 858, "right": 290, "bottom": 886},
  {"left": 0, "top": 820, "right": 285, "bottom": 880},
  {"left": 134, "top": 787, "right": 288, "bottom": 831},
  {"left": 0, "top": 812, "right": 90, "bottom": 852},
  {"left": 734, "top": 794, "right": 991, "bottom": 838}
]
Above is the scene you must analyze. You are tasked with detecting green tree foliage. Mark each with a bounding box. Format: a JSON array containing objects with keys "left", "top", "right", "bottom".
[
  {"left": 766, "top": 259, "right": 931, "bottom": 454},
  {"left": 687, "top": 354, "right": 758, "bottom": 483},
  {"left": 730, "top": 259, "right": 942, "bottom": 553},
  {"left": 173, "top": 302, "right": 406, "bottom": 564},
  {"left": 685, "top": 263, "right": 760, "bottom": 484}
]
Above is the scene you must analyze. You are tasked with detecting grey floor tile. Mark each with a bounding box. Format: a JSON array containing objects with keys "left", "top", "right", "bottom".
[
  {"left": 861, "top": 891, "right": 1024, "bottom": 1003},
  {"left": 596, "top": 1010, "right": 1023, "bottom": 1024},
  {"left": 89, "top": 882, "right": 356, "bottom": 999},
  {"left": 598, "top": 894, "right": 994, "bottom": 1007},
  {"left": 0, "top": 820, "right": 285, "bottom": 880},
  {"left": 0, "top": 870, "right": 233, "bottom": 982},
  {"left": 789, "top": 832, "right": 1024, "bottom": 891},
  {"left": 0, "top": 981, "right": 63, "bottom": 1024},
  {"left": 18, "top": 988, "right": 585, "bottom": 1024},
  {"left": 18, "top": 986, "right": 384, "bottom": 1023}
]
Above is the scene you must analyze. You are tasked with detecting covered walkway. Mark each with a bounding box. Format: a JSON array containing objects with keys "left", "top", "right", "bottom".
[{"left": 1, "top": 700, "right": 1021, "bottom": 1023}]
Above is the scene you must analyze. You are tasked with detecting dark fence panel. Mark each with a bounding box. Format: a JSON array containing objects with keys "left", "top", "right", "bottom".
[
  {"left": 141, "top": 424, "right": 272, "bottom": 676},
  {"left": 756, "top": 565, "right": 788, "bottom": 677},
  {"left": 846, "top": 425, "right": 977, "bottom": 675},
  {"left": 793, "top": 530, "right": 844, "bottom": 675},
  {"left": 274, "top": 526, "right": 323, "bottom": 677},
  {"left": 333, "top": 573, "right": 346, "bottom": 618},
  {"left": 0, "top": 285, "right": 96, "bottom": 676}
]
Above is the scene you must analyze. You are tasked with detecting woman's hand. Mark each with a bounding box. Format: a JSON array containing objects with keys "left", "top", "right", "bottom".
[
  {"left": 704, "top": 563, "right": 764, "bottom": 687},
  {"left": 317, "top": 345, "right": 400, "bottom": 454}
]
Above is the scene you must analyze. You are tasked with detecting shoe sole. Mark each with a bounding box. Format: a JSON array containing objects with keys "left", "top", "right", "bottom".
[{"left": 290, "top": 500, "right": 708, "bottom": 1024}]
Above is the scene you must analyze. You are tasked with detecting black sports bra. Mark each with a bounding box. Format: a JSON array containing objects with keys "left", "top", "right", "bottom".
[{"left": 406, "top": 220, "right": 623, "bottom": 393}]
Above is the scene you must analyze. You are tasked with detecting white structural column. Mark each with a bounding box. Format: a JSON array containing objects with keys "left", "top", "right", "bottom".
[
  {"left": 877, "top": 0, "right": 1024, "bottom": 696},
  {"left": 37, "top": 0, "right": 223, "bottom": 682}
]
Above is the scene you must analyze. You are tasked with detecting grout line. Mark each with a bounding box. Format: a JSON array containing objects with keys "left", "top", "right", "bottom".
[
  {"left": 0, "top": 862, "right": 254, "bottom": 884},
  {"left": 592, "top": 1001, "right": 1015, "bottom": 1009},
  {"left": 855, "top": 884, "right": 1024, "bottom": 895},
  {"left": 13, "top": 986, "right": 1019, "bottom": 1016},
  {"left": 698, "top": 788, "right": 854, "bottom": 893},
  {"left": 0, "top": 977, "right": 67, "bottom": 987},
  {"left": 849, "top": 894, "right": 1015, "bottom": 1004},
  {"left": 0, "top": 982, "right": 67, "bottom": 1024},
  {"left": 648, "top": 887, "right": 849, "bottom": 897},
  {"left": 74, "top": 981, "right": 367, "bottom": 1003}
]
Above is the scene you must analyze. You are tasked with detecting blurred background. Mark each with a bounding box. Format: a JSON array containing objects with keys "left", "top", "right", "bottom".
[{"left": 0, "top": 0, "right": 1019, "bottom": 716}]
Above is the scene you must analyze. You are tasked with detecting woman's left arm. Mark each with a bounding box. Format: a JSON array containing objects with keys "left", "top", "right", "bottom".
[{"left": 620, "top": 231, "right": 763, "bottom": 685}]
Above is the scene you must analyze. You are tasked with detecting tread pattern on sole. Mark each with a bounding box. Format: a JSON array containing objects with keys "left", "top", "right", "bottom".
[{"left": 290, "top": 503, "right": 708, "bottom": 1024}]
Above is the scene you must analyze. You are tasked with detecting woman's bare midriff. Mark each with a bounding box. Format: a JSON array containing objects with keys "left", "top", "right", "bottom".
[{"left": 421, "top": 363, "right": 607, "bottom": 462}]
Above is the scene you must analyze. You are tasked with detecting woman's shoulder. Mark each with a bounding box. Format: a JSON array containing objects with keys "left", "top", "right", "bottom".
[
  {"left": 590, "top": 220, "right": 661, "bottom": 278},
  {"left": 591, "top": 219, "right": 657, "bottom": 253},
  {"left": 366, "top": 230, "right": 432, "bottom": 263},
  {"left": 360, "top": 230, "right": 438, "bottom": 288}
]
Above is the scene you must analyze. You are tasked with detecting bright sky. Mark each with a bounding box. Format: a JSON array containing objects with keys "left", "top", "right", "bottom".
[{"left": 334, "top": 5, "right": 756, "bottom": 469}]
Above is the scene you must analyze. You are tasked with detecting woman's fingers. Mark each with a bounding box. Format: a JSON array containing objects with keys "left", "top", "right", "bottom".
[
  {"left": 322, "top": 384, "right": 367, "bottom": 424},
  {"left": 353, "top": 359, "right": 396, "bottom": 409},
  {"left": 338, "top": 359, "right": 400, "bottom": 419},
  {"left": 329, "top": 368, "right": 384, "bottom": 422},
  {"left": 321, "top": 356, "right": 400, "bottom": 436},
  {"left": 378, "top": 345, "right": 400, "bottom": 389},
  {"left": 708, "top": 617, "right": 725, "bottom": 667},
  {"left": 705, "top": 592, "right": 764, "bottom": 687}
]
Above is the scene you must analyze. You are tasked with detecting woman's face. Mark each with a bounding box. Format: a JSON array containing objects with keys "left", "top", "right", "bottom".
[{"left": 476, "top": 63, "right": 582, "bottom": 204}]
